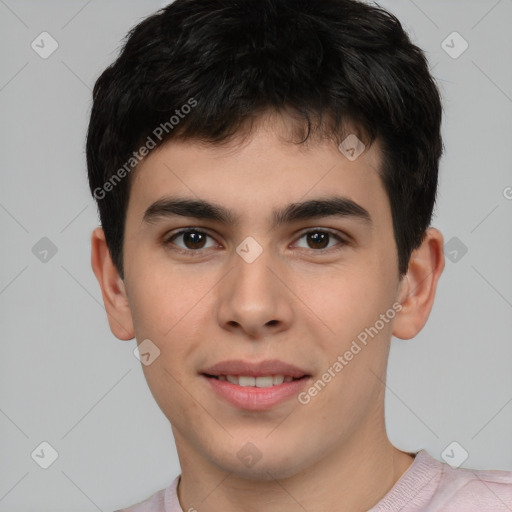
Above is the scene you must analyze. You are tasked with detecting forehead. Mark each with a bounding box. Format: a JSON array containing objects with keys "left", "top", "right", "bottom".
[{"left": 126, "top": 117, "right": 388, "bottom": 228}]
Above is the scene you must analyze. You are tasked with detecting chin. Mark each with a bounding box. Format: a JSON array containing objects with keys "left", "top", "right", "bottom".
[{"left": 210, "top": 443, "right": 312, "bottom": 481}]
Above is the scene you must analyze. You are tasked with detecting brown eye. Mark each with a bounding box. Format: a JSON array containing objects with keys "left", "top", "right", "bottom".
[
  {"left": 166, "top": 229, "right": 216, "bottom": 251},
  {"left": 182, "top": 231, "right": 207, "bottom": 249},
  {"left": 294, "top": 229, "right": 346, "bottom": 251},
  {"left": 306, "top": 232, "right": 330, "bottom": 249}
]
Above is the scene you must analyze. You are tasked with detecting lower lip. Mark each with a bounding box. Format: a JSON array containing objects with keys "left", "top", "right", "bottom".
[{"left": 202, "top": 375, "right": 311, "bottom": 411}]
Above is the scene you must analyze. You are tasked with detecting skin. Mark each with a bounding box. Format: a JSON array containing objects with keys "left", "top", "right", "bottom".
[{"left": 91, "top": 113, "right": 444, "bottom": 511}]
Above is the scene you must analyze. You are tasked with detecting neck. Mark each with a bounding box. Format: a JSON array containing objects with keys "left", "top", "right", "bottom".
[{"left": 174, "top": 411, "right": 415, "bottom": 512}]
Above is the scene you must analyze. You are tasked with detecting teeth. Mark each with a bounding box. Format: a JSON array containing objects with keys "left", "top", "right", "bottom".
[
  {"left": 238, "top": 376, "right": 256, "bottom": 387},
  {"left": 218, "top": 375, "right": 298, "bottom": 387},
  {"left": 256, "top": 376, "right": 273, "bottom": 388}
]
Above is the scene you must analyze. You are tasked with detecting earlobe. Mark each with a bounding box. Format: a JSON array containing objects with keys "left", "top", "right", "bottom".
[
  {"left": 90, "top": 227, "right": 135, "bottom": 341},
  {"left": 392, "top": 227, "right": 445, "bottom": 340}
]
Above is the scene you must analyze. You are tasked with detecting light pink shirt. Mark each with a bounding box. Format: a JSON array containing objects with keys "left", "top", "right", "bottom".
[{"left": 115, "top": 449, "right": 512, "bottom": 511}]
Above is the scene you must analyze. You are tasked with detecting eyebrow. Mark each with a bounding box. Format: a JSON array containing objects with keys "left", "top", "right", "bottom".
[{"left": 142, "top": 195, "right": 372, "bottom": 229}]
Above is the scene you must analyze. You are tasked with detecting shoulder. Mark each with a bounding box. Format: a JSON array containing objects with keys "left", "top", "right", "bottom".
[
  {"left": 370, "top": 449, "right": 512, "bottom": 512},
  {"left": 114, "top": 488, "right": 165, "bottom": 512},
  {"left": 430, "top": 455, "right": 512, "bottom": 511},
  {"left": 114, "top": 476, "right": 181, "bottom": 512}
]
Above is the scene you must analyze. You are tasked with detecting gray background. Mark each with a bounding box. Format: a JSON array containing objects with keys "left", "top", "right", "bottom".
[{"left": 1, "top": 0, "right": 511, "bottom": 510}]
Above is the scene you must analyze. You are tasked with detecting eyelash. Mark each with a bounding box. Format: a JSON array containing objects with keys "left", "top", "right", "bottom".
[{"left": 163, "top": 228, "right": 349, "bottom": 256}]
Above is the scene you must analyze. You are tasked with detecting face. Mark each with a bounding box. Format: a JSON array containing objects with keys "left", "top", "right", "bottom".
[{"left": 119, "top": 115, "right": 404, "bottom": 479}]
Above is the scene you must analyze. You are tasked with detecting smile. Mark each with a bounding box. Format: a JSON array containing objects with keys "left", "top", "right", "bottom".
[
  {"left": 201, "top": 373, "right": 312, "bottom": 411},
  {"left": 204, "top": 374, "right": 306, "bottom": 387}
]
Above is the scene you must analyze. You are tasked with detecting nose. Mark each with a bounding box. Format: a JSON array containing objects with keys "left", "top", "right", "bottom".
[{"left": 216, "top": 243, "right": 294, "bottom": 339}]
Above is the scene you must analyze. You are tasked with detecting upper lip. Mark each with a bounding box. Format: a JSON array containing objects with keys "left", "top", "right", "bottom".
[{"left": 201, "top": 359, "right": 310, "bottom": 378}]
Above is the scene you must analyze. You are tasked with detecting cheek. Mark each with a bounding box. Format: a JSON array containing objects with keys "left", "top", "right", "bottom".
[
  {"left": 129, "top": 271, "right": 208, "bottom": 418},
  {"left": 126, "top": 255, "right": 208, "bottom": 338},
  {"left": 293, "top": 260, "right": 398, "bottom": 366},
  {"left": 126, "top": 262, "right": 215, "bottom": 379},
  {"left": 298, "top": 264, "right": 389, "bottom": 328}
]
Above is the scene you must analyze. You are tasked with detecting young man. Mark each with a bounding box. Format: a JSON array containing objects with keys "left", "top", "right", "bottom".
[{"left": 87, "top": 0, "right": 512, "bottom": 510}]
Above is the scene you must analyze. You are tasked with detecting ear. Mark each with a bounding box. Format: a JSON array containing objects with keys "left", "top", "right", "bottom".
[
  {"left": 90, "top": 227, "right": 135, "bottom": 341},
  {"left": 393, "top": 227, "right": 445, "bottom": 340}
]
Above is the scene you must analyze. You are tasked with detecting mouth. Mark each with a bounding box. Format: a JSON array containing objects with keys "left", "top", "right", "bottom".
[
  {"left": 202, "top": 374, "right": 310, "bottom": 388},
  {"left": 199, "top": 359, "right": 313, "bottom": 410}
]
